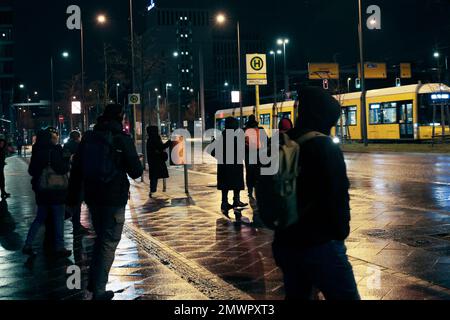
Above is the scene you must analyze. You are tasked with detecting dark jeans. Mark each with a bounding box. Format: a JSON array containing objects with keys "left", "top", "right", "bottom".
[
  {"left": 273, "top": 241, "right": 360, "bottom": 300},
  {"left": 150, "top": 177, "right": 158, "bottom": 193},
  {"left": 72, "top": 204, "right": 82, "bottom": 229},
  {"left": 245, "top": 163, "right": 260, "bottom": 196},
  {"left": 88, "top": 206, "right": 125, "bottom": 295},
  {"left": 25, "top": 205, "right": 66, "bottom": 250},
  {"left": 0, "top": 165, "right": 5, "bottom": 193},
  {"left": 221, "top": 190, "right": 240, "bottom": 204}
]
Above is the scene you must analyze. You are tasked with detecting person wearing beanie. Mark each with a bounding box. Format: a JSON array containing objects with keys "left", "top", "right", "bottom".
[
  {"left": 272, "top": 87, "right": 360, "bottom": 300},
  {"left": 67, "top": 104, "right": 143, "bottom": 300}
]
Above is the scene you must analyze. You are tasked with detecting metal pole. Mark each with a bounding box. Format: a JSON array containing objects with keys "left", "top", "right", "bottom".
[
  {"left": 129, "top": 0, "right": 137, "bottom": 144},
  {"left": 237, "top": 21, "right": 243, "bottom": 128},
  {"left": 104, "top": 43, "right": 108, "bottom": 106},
  {"left": 199, "top": 48, "right": 206, "bottom": 141},
  {"left": 50, "top": 56, "right": 56, "bottom": 127},
  {"left": 116, "top": 85, "right": 119, "bottom": 104},
  {"left": 283, "top": 42, "right": 288, "bottom": 92},
  {"left": 255, "top": 85, "right": 260, "bottom": 121},
  {"left": 81, "top": 21, "right": 86, "bottom": 132},
  {"left": 358, "top": 0, "right": 368, "bottom": 146},
  {"left": 272, "top": 53, "right": 278, "bottom": 129}
]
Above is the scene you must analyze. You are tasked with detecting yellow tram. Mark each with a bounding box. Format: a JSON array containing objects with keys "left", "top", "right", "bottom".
[{"left": 215, "top": 83, "right": 450, "bottom": 141}]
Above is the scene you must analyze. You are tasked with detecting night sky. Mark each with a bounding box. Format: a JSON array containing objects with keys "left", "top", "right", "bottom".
[{"left": 13, "top": 0, "right": 450, "bottom": 100}]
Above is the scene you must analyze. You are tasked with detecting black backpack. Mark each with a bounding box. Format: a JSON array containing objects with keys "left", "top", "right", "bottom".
[{"left": 81, "top": 131, "right": 120, "bottom": 183}]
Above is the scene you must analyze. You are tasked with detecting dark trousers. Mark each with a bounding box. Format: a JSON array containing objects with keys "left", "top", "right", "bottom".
[
  {"left": 273, "top": 241, "right": 360, "bottom": 300},
  {"left": 150, "top": 177, "right": 158, "bottom": 193},
  {"left": 245, "top": 163, "right": 260, "bottom": 196},
  {"left": 0, "top": 166, "right": 5, "bottom": 194},
  {"left": 221, "top": 190, "right": 240, "bottom": 204},
  {"left": 87, "top": 206, "right": 125, "bottom": 295}
]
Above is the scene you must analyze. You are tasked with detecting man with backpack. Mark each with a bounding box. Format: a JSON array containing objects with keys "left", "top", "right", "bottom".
[
  {"left": 257, "top": 87, "right": 359, "bottom": 300},
  {"left": 67, "top": 104, "right": 143, "bottom": 300}
]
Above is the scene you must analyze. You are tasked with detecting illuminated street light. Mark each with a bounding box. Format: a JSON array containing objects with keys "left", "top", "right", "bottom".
[
  {"left": 97, "top": 14, "right": 107, "bottom": 24},
  {"left": 277, "top": 38, "right": 290, "bottom": 92},
  {"left": 62, "top": 51, "right": 70, "bottom": 58},
  {"left": 434, "top": 52, "right": 440, "bottom": 58},
  {"left": 19, "top": 84, "right": 25, "bottom": 89},
  {"left": 216, "top": 13, "right": 226, "bottom": 24},
  {"left": 224, "top": 82, "right": 229, "bottom": 87},
  {"left": 173, "top": 51, "right": 179, "bottom": 57},
  {"left": 34, "top": 91, "right": 38, "bottom": 95}
]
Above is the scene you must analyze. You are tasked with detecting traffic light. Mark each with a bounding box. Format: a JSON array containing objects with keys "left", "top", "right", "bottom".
[
  {"left": 395, "top": 78, "right": 401, "bottom": 87},
  {"left": 323, "top": 79, "right": 329, "bottom": 90},
  {"left": 355, "top": 78, "right": 361, "bottom": 89}
]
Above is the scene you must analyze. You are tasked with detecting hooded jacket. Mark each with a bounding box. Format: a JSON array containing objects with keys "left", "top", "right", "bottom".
[
  {"left": 273, "top": 87, "right": 351, "bottom": 248},
  {"left": 67, "top": 119, "right": 143, "bottom": 207}
]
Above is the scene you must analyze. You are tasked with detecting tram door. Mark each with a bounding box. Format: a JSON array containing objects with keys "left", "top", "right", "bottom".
[{"left": 399, "top": 102, "right": 414, "bottom": 139}]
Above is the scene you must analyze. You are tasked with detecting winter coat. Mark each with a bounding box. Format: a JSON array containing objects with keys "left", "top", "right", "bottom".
[
  {"left": 28, "top": 143, "right": 70, "bottom": 206},
  {"left": 212, "top": 130, "right": 245, "bottom": 191},
  {"left": 273, "top": 87, "right": 351, "bottom": 249},
  {"left": 67, "top": 119, "right": 143, "bottom": 207},
  {"left": 147, "top": 138, "right": 170, "bottom": 179}
]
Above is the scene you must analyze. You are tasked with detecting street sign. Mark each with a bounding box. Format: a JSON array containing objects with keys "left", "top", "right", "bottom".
[
  {"left": 128, "top": 93, "right": 141, "bottom": 105},
  {"left": 400, "top": 63, "right": 412, "bottom": 79},
  {"left": 71, "top": 101, "right": 81, "bottom": 114},
  {"left": 358, "top": 62, "right": 387, "bottom": 79},
  {"left": 308, "top": 63, "right": 340, "bottom": 80},
  {"left": 246, "top": 54, "right": 267, "bottom": 85}
]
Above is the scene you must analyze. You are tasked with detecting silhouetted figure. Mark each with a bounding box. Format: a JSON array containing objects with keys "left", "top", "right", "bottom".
[
  {"left": 146, "top": 126, "right": 170, "bottom": 198},
  {"left": 63, "top": 130, "right": 88, "bottom": 234},
  {"left": 244, "top": 115, "right": 263, "bottom": 199},
  {"left": 0, "top": 138, "right": 10, "bottom": 199},
  {"left": 67, "top": 104, "right": 143, "bottom": 300},
  {"left": 16, "top": 132, "right": 24, "bottom": 157},
  {"left": 23, "top": 128, "right": 71, "bottom": 258},
  {"left": 272, "top": 87, "right": 360, "bottom": 300},
  {"left": 210, "top": 117, "right": 248, "bottom": 214}
]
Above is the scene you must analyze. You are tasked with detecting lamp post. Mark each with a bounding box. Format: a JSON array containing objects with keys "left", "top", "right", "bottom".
[
  {"left": 166, "top": 83, "right": 172, "bottom": 132},
  {"left": 270, "top": 49, "right": 282, "bottom": 129},
  {"left": 358, "top": 0, "right": 368, "bottom": 146},
  {"left": 116, "top": 83, "right": 120, "bottom": 104},
  {"left": 277, "top": 38, "right": 289, "bottom": 93},
  {"left": 216, "top": 13, "right": 243, "bottom": 128},
  {"left": 51, "top": 51, "right": 70, "bottom": 128}
]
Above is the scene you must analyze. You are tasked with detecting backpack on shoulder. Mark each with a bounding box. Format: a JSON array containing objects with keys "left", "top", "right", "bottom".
[
  {"left": 81, "top": 131, "right": 120, "bottom": 183},
  {"left": 255, "top": 131, "right": 327, "bottom": 230}
]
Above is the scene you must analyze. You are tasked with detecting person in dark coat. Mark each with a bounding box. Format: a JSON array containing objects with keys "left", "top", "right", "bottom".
[
  {"left": 0, "top": 137, "right": 10, "bottom": 199},
  {"left": 211, "top": 117, "right": 248, "bottom": 213},
  {"left": 146, "top": 126, "right": 170, "bottom": 197},
  {"left": 16, "top": 132, "right": 24, "bottom": 157},
  {"left": 272, "top": 87, "right": 359, "bottom": 300},
  {"left": 67, "top": 104, "right": 143, "bottom": 300},
  {"left": 244, "top": 115, "right": 263, "bottom": 199},
  {"left": 23, "top": 128, "right": 71, "bottom": 257}
]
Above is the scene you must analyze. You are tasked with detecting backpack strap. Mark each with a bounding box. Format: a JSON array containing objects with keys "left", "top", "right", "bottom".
[{"left": 296, "top": 131, "right": 328, "bottom": 145}]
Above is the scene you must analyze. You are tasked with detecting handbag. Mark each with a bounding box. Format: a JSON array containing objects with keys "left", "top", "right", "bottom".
[{"left": 39, "top": 150, "right": 69, "bottom": 191}]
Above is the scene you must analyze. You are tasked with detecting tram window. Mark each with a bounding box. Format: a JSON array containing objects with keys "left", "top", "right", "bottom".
[
  {"left": 259, "top": 114, "right": 271, "bottom": 126},
  {"left": 369, "top": 102, "right": 398, "bottom": 124},
  {"left": 340, "top": 106, "right": 357, "bottom": 126},
  {"left": 216, "top": 119, "right": 225, "bottom": 131},
  {"left": 418, "top": 94, "right": 449, "bottom": 125},
  {"left": 278, "top": 112, "right": 291, "bottom": 120}
]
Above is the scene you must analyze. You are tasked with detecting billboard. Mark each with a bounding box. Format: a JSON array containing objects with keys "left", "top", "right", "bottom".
[
  {"left": 358, "top": 62, "right": 387, "bottom": 79},
  {"left": 308, "top": 63, "right": 340, "bottom": 80}
]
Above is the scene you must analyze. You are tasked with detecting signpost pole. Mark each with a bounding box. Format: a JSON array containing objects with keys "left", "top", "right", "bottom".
[{"left": 255, "top": 85, "right": 260, "bottom": 120}]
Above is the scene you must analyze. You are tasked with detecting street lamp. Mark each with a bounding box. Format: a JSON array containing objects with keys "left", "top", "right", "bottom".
[
  {"left": 173, "top": 51, "right": 179, "bottom": 57},
  {"left": 97, "top": 14, "right": 107, "bottom": 24},
  {"left": 51, "top": 50, "right": 70, "bottom": 127},
  {"left": 277, "top": 38, "right": 289, "bottom": 93},
  {"left": 19, "top": 84, "right": 25, "bottom": 89},
  {"left": 34, "top": 91, "right": 38, "bottom": 96},
  {"left": 216, "top": 13, "right": 243, "bottom": 127}
]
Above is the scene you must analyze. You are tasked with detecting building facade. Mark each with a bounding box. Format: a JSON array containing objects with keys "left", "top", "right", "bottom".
[
  {"left": 0, "top": 0, "right": 14, "bottom": 130},
  {"left": 142, "top": 0, "right": 265, "bottom": 129}
]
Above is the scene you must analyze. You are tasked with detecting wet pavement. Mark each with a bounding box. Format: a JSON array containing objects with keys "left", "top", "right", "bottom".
[{"left": 1, "top": 150, "right": 450, "bottom": 300}]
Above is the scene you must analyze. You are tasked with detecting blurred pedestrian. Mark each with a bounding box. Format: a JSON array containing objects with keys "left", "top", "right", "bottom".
[
  {"left": 146, "top": 126, "right": 171, "bottom": 198},
  {"left": 16, "top": 132, "right": 24, "bottom": 157},
  {"left": 67, "top": 104, "right": 143, "bottom": 300},
  {"left": 272, "top": 87, "right": 360, "bottom": 300},
  {"left": 278, "top": 117, "right": 293, "bottom": 134},
  {"left": 63, "top": 130, "right": 88, "bottom": 234},
  {"left": 23, "top": 128, "right": 71, "bottom": 257},
  {"left": 244, "top": 115, "right": 263, "bottom": 199},
  {"left": 0, "top": 137, "right": 10, "bottom": 199},
  {"left": 210, "top": 117, "right": 248, "bottom": 214}
]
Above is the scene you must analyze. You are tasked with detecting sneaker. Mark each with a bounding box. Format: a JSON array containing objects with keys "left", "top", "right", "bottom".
[
  {"left": 22, "top": 245, "right": 35, "bottom": 256},
  {"left": 233, "top": 201, "right": 248, "bottom": 208},
  {"left": 93, "top": 290, "right": 115, "bottom": 301},
  {"left": 53, "top": 248, "right": 72, "bottom": 258}
]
